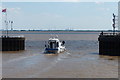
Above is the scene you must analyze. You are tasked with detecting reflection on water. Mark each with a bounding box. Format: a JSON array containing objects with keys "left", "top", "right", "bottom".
[
  {"left": 2, "top": 32, "right": 118, "bottom": 78},
  {"left": 99, "top": 55, "right": 118, "bottom": 60}
]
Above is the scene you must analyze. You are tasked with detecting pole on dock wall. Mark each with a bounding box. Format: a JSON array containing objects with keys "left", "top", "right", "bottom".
[
  {"left": 11, "top": 21, "right": 13, "bottom": 31},
  {"left": 118, "top": 2, "right": 120, "bottom": 30},
  {"left": 5, "top": 9, "right": 8, "bottom": 37},
  {"left": 9, "top": 20, "right": 13, "bottom": 31},
  {"left": 2, "top": 8, "right": 8, "bottom": 37},
  {"left": 113, "top": 13, "right": 116, "bottom": 35}
]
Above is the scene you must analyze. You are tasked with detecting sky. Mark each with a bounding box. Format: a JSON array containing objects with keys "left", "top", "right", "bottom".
[
  {"left": 2, "top": 2, "right": 118, "bottom": 30},
  {"left": 1, "top": 0, "right": 120, "bottom": 2}
]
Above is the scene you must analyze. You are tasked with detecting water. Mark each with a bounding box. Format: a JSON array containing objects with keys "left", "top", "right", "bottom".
[{"left": 2, "top": 31, "right": 118, "bottom": 78}]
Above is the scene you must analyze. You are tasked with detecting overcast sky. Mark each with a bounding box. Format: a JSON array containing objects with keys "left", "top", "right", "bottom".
[{"left": 2, "top": 2, "right": 118, "bottom": 30}]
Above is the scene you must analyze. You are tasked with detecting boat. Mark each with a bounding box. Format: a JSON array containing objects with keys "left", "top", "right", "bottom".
[{"left": 44, "top": 36, "right": 66, "bottom": 54}]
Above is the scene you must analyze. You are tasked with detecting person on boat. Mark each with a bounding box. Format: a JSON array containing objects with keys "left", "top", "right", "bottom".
[{"left": 62, "top": 41, "right": 65, "bottom": 45}]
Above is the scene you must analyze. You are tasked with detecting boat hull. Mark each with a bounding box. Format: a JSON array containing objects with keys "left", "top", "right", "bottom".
[{"left": 44, "top": 48, "right": 65, "bottom": 54}]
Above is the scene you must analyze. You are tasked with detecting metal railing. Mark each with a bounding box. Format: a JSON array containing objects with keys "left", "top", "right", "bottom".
[
  {"left": 0, "top": 35, "right": 25, "bottom": 38},
  {"left": 100, "top": 32, "right": 120, "bottom": 36}
]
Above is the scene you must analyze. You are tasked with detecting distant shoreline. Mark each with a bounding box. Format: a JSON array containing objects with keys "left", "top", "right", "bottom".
[{"left": 1, "top": 30, "right": 120, "bottom": 32}]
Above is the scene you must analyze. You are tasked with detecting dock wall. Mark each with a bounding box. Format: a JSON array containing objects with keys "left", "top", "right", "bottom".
[
  {"left": 0, "top": 36, "right": 25, "bottom": 51},
  {"left": 98, "top": 34, "right": 120, "bottom": 56}
]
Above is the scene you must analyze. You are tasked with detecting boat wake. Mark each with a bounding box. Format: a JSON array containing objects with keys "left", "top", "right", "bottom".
[{"left": 30, "top": 51, "right": 71, "bottom": 77}]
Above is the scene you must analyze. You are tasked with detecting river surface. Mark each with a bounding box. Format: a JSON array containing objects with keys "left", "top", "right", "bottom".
[{"left": 2, "top": 31, "right": 118, "bottom": 78}]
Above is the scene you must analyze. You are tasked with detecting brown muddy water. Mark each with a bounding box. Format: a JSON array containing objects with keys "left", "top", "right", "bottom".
[{"left": 2, "top": 31, "right": 118, "bottom": 78}]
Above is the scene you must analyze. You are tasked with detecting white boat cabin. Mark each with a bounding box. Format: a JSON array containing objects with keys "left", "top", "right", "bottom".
[{"left": 44, "top": 37, "right": 65, "bottom": 53}]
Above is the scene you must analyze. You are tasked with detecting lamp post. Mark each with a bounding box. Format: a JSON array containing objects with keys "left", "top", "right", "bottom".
[
  {"left": 9, "top": 20, "right": 14, "bottom": 31},
  {"left": 113, "top": 13, "right": 116, "bottom": 35},
  {"left": 11, "top": 21, "right": 13, "bottom": 31},
  {"left": 5, "top": 20, "right": 8, "bottom": 37}
]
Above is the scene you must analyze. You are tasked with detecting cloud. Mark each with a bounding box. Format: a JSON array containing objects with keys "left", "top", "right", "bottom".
[
  {"left": 4, "top": 7, "right": 21, "bottom": 14},
  {"left": 2, "top": 0, "right": 80, "bottom": 2},
  {"left": 67, "top": 0, "right": 80, "bottom": 1},
  {"left": 40, "top": 13, "right": 64, "bottom": 19},
  {"left": 8, "top": 7, "right": 21, "bottom": 10},
  {"left": 99, "top": 8, "right": 110, "bottom": 11},
  {"left": 95, "top": 1, "right": 104, "bottom": 4},
  {"left": 8, "top": 7, "right": 21, "bottom": 11},
  {"left": 1, "top": 0, "right": 119, "bottom": 2}
]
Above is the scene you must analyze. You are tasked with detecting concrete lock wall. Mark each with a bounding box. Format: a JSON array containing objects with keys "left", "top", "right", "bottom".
[
  {"left": 98, "top": 35, "right": 120, "bottom": 56},
  {"left": 1, "top": 37, "right": 25, "bottom": 51}
]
